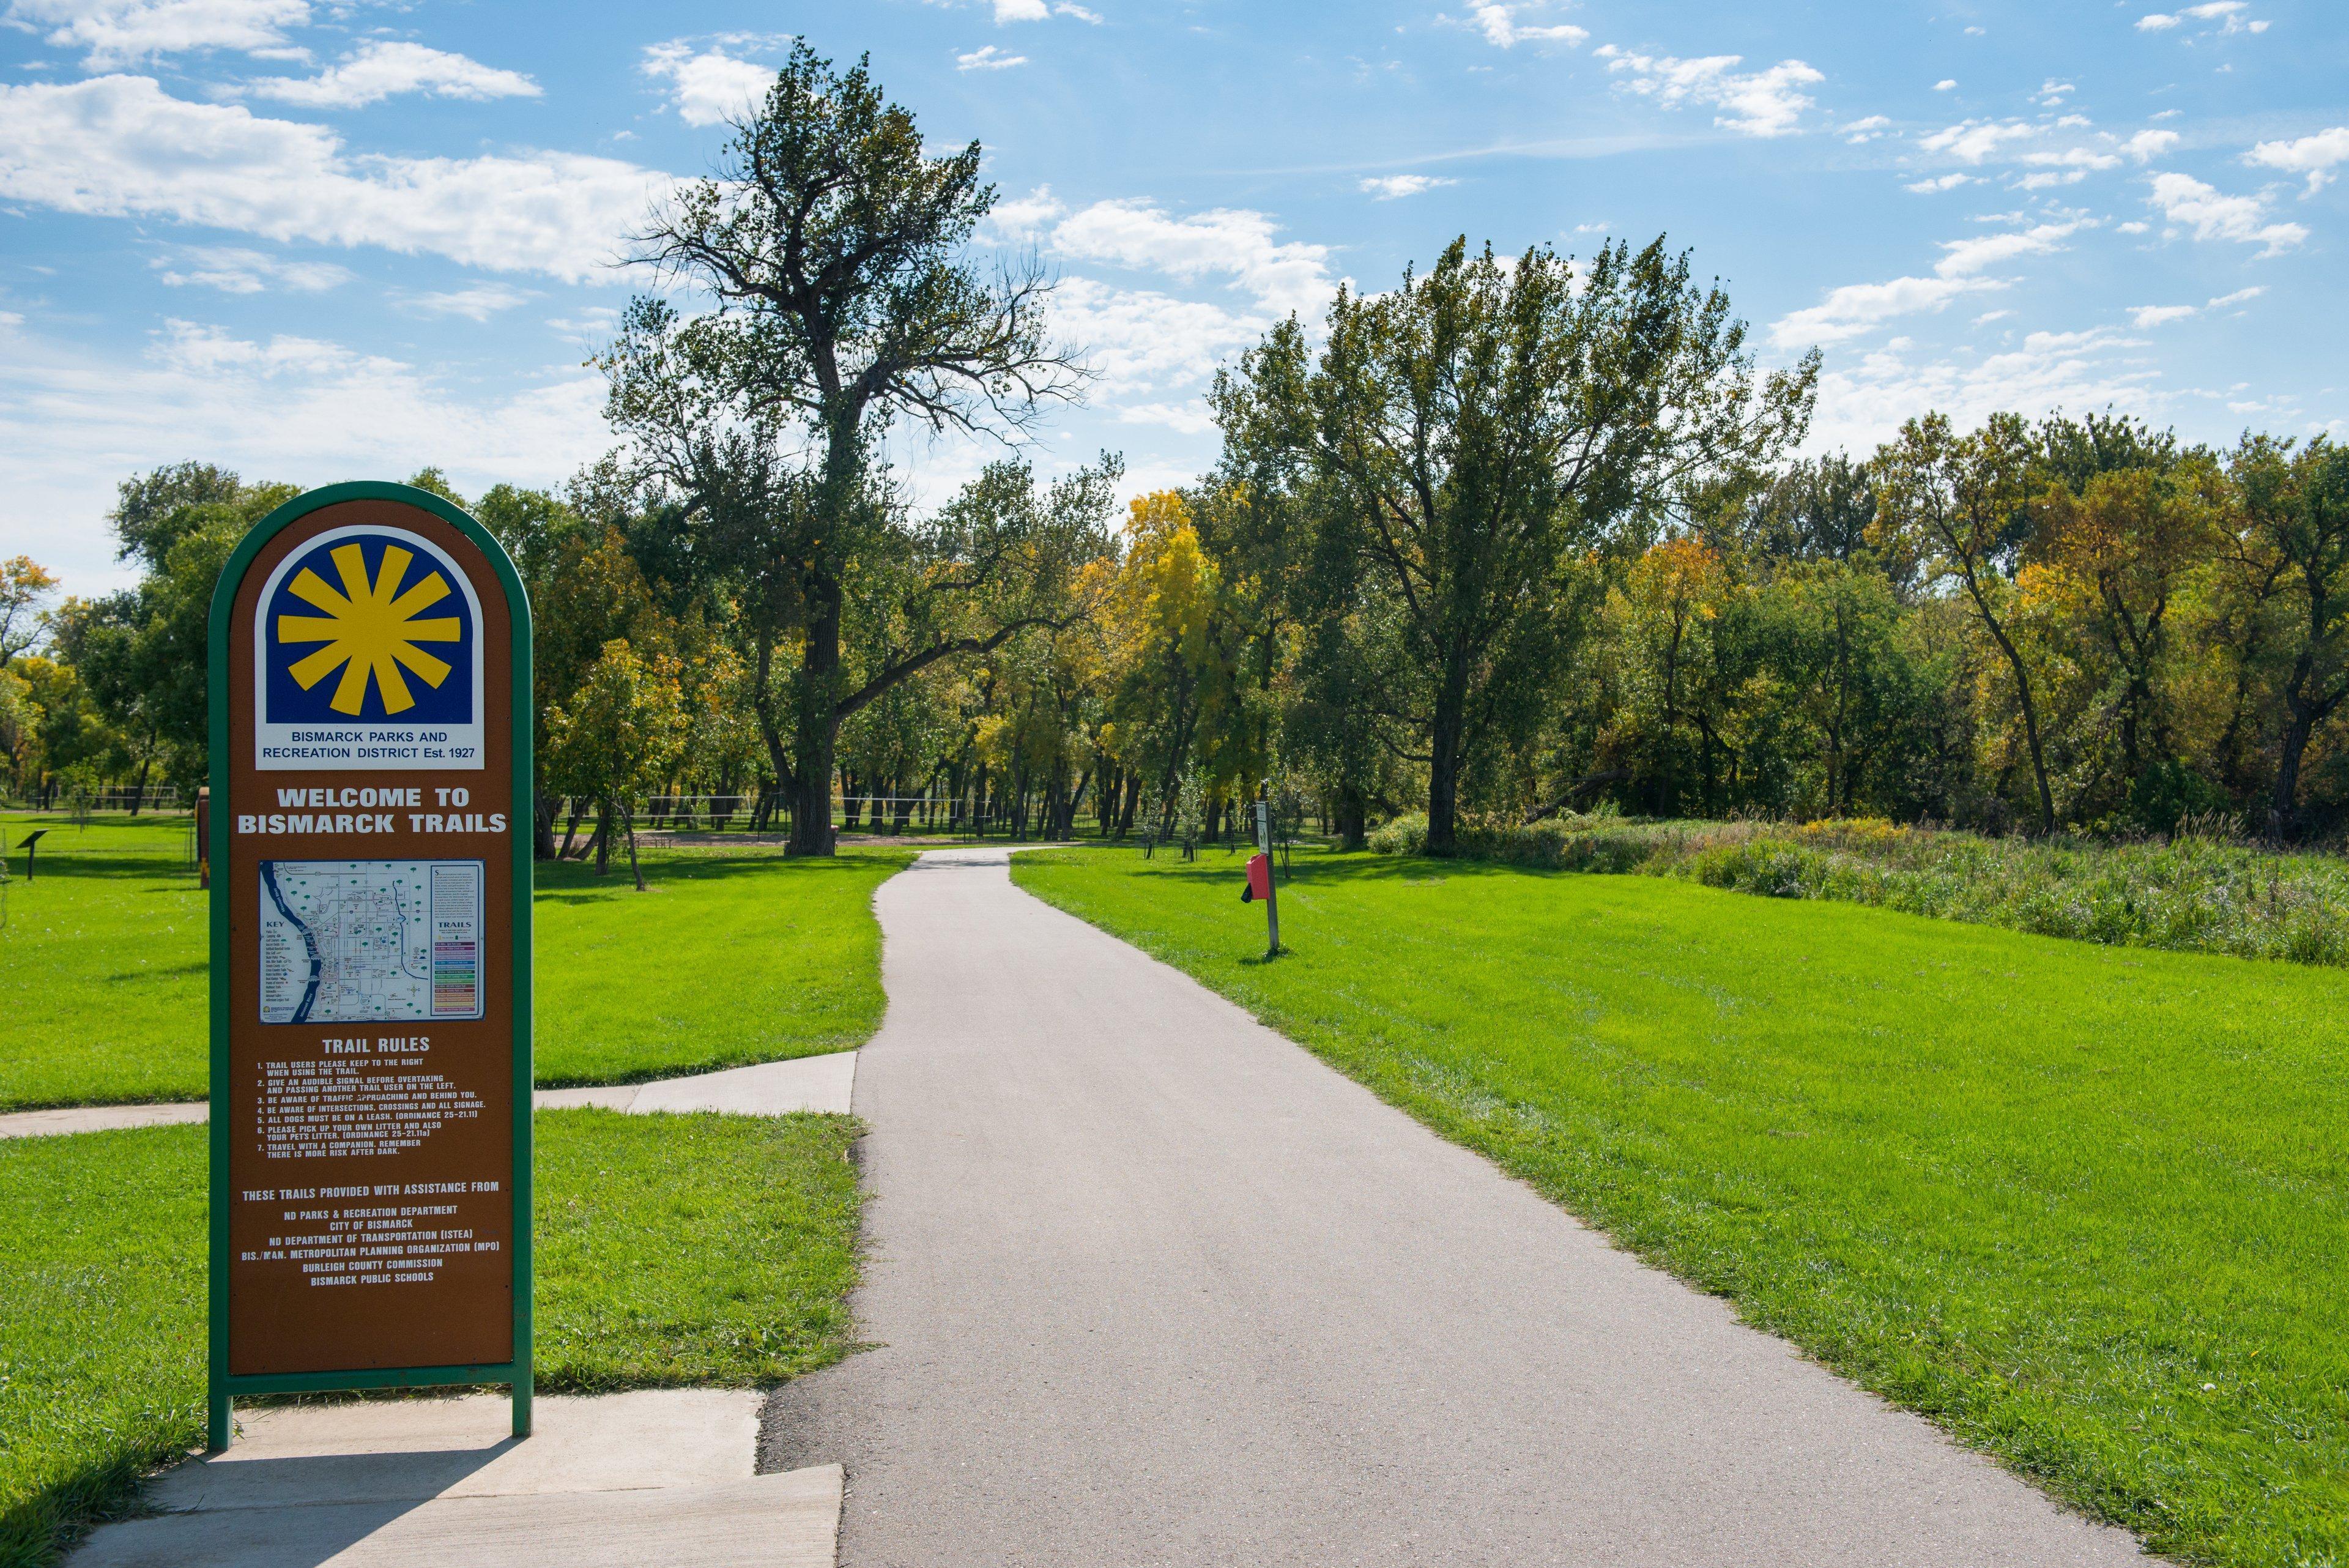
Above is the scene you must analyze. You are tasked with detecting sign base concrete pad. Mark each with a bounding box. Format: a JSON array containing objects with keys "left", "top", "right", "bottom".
[{"left": 70, "top": 1391, "right": 840, "bottom": 1567}]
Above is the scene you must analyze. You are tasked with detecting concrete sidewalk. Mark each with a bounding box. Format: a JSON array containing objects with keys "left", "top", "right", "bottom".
[
  {"left": 3, "top": 1050, "right": 856, "bottom": 1139},
  {"left": 70, "top": 1391, "right": 840, "bottom": 1567},
  {"left": 763, "top": 847, "right": 2150, "bottom": 1567}
]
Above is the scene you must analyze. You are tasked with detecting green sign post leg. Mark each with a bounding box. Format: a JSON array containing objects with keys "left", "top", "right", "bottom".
[
  {"left": 209, "top": 1390, "right": 231, "bottom": 1454},
  {"left": 512, "top": 1371, "right": 532, "bottom": 1438}
]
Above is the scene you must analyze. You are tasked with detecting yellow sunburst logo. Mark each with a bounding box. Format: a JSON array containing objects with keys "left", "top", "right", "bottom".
[{"left": 275, "top": 543, "right": 462, "bottom": 716}]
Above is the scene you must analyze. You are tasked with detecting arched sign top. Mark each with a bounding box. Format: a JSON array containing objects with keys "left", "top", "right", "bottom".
[
  {"left": 207, "top": 481, "right": 535, "bottom": 1451},
  {"left": 253, "top": 523, "right": 487, "bottom": 768}
]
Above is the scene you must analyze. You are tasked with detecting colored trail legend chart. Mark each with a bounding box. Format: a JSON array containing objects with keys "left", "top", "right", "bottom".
[{"left": 431, "top": 862, "right": 482, "bottom": 1018}]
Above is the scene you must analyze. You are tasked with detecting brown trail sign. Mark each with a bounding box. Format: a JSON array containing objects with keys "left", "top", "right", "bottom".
[{"left": 206, "top": 482, "right": 533, "bottom": 1449}]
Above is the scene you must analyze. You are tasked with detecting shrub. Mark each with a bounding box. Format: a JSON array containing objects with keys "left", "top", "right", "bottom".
[{"left": 1368, "top": 812, "right": 2349, "bottom": 971}]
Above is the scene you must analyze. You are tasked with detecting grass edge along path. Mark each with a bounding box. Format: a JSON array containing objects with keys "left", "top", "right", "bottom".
[
  {"left": 1012, "top": 845, "right": 2349, "bottom": 1568},
  {"left": 0, "top": 1108, "right": 864, "bottom": 1568},
  {"left": 0, "top": 840, "right": 913, "bottom": 1110}
]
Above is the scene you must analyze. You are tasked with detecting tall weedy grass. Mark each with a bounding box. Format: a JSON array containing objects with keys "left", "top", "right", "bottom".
[{"left": 1369, "top": 811, "right": 2349, "bottom": 968}]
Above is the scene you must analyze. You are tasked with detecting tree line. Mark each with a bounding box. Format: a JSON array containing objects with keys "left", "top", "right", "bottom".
[{"left": 5, "top": 45, "right": 2346, "bottom": 860}]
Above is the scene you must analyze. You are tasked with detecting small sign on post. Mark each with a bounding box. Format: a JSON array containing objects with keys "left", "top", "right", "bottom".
[
  {"left": 206, "top": 482, "right": 534, "bottom": 1450},
  {"left": 1250, "top": 794, "right": 1281, "bottom": 959}
]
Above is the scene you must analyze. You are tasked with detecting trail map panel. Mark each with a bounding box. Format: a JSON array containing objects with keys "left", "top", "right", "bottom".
[{"left": 258, "top": 860, "right": 484, "bottom": 1025}]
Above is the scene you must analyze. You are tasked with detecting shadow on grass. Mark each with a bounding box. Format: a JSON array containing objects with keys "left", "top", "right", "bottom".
[{"left": 2, "top": 1440, "right": 195, "bottom": 1568}]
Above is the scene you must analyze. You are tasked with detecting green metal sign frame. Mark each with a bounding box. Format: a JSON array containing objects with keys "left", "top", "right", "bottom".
[{"left": 206, "top": 481, "right": 535, "bottom": 1449}]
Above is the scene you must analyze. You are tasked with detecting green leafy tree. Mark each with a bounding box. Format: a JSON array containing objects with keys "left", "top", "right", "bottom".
[
  {"left": 2234, "top": 434, "right": 2349, "bottom": 838},
  {"left": 1215, "top": 237, "right": 1814, "bottom": 853},
  {"left": 543, "top": 639, "right": 688, "bottom": 890},
  {"left": 1874, "top": 412, "right": 2058, "bottom": 831},
  {"left": 601, "top": 43, "right": 1088, "bottom": 855},
  {"left": 0, "top": 555, "right": 59, "bottom": 664}
]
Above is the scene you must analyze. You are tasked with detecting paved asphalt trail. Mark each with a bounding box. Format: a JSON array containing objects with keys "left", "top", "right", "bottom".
[{"left": 761, "top": 847, "right": 2148, "bottom": 1567}]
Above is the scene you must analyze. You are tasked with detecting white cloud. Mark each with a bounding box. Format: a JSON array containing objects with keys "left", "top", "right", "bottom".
[
  {"left": 546, "top": 305, "right": 622, "bottom": 345},
  {"left": 1047, "top": 278, "right": 1260, "bottom": 396},
  {"left": 1770, "top": 274, "right": 2002, "bottom": 349},
  {"left": 397, "top": 283, "right": 536, "bottom": 322},
  {"left": 0, "top": 75, "right": 670, "bottom": 283},
  {"left": 0, "top": 313, "right": 613, "bottom": 592},
  {"left": 640, "top": 41, "right": 775, "bottom": 127},
  {"left": 984, "top": 184, "right": 1068, "bottom": 241},
  {"left": 1056, "top": 4, "right": 1104, "bottom": 21},
  {"left": 4, "top": 0, "right": 310, "bottom": 69},
  {"left": 1359, "top": 174, "right": 1457, "bottom": 199},
  {"left": 1919, "top": 119, "right": 2179, "bottom": 187},
  {"left": 1458, "top": 2, "right": 1587, "bottom": 48},
  {"left": 1918, "top": 119, "right": 2041, "bottom": 163},
  {"left": 1595, "top": 46, "right": 1822, "bottom": 137},
  {"left": 154, "top": 317, "right": 397, "bottom": 377},
  {"left": 2147, "top": 170, "right": 2307, "bottom": 253},
  {"left": 1905, "top": 173, "right": 1972, "bottom": 193},
  {"left": 2137, "top": 2, "right": 2268, "bottom": 34},
  {"left": 1115, "top": 400, "right": 1217, "bottom": 436},
  {"left": 1934, "top": 220, "right": 2082, "bottom": 277},
  {"left": 2131, "top": 303, "right": 2199, "bottom": 327},
  {"left": 991, "top": 0, "right": 1049, "bottom": 18},
  {"left": 1803, "top": 330, "right": 2162, "bottom": 456},
  {"left": 1844, "top": 114, "right": 1890, "bottom": 144},
  {"left": 957, "top": 44, "right": 1027, "bottom": 70},
  {"left": 247, "top": 42, "right": 538, "bottom": 108},
  {"left": 152, "top": 243, "right": 349, "bottom": 292},
  {"left": 2208, "top": 285, "right": 2263, "bottom": 307},
  {"left": 2246, "top": 125, "right": 2349, "bottom": 194},
  {"left": 1047, "top": 198, "right": 1338, "bottom": 320},
  {"left": 1933, "top": 78, "right": 1957, "bottom": 91}
]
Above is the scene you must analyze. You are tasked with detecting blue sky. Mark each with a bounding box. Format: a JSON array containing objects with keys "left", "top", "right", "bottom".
[{"left": 4, "top": 1, "right": 2344, "bottom": 597}]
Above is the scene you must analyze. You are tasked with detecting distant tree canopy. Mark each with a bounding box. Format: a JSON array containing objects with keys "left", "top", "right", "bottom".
[{"left": 15, "top": 54, "right": 2349, "bottom": 853}]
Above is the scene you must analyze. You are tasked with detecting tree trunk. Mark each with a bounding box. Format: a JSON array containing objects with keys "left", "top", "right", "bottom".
[
  {"left": 1961, "top": 568, "right": 2057, "bottom": 833},
  {"left": 590, "top": 804, "right": 612, "bottom": 875},
  {"left": 1335, "top": 783, "right": 1368, "bottom": 852},
  {"left": 1426, "top": 664, "right": 1467, "bottom": 855},
  {"left": 533, "top": 789, "right": 558, "bottom": 860},
  {"left": 787, "top": 596, "right": 842, "bottom": 858},
  {"left": 623, "top": 806, "right": 645, "bottom": 892}
]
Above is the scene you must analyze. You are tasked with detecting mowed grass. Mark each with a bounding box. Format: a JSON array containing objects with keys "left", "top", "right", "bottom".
[
  {"left": 0, "top": 816, "right": 206, "bottom": 1109},
  {"left": 532, "top": 848, "right": 907, "bottom": 1087},
  {"left": 0, "top": 820, "right": 909, "bottom": 1107},
  {"left": 1013, "top": 845, "right": 2349, "bottom": 1568},
  {"left": 0, "top": 1107, "right": 863, "bottom": 1568}
]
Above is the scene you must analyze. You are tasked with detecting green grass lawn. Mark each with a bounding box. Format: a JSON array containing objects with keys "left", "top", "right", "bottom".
[
  {"left": 0, "top": 1107, "right": 863, "bottom": 1568},
  {"left": 530, "top": 849, "right": 906, "bottom": 1087},
  {"left": 0, "top": 816, "right": 908, "bottom": 1108},
  {"left": 1014, "top": 844, "right": 2349, "bottom": 1568}
]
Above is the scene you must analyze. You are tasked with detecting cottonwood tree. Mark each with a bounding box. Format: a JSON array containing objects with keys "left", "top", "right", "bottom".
[
  {"left": 2235, "top": 434, "right": 2349, "bottom": 839},
  {"left": 1215, "top": 236, "right": 1815, "bottom": 854},
  {"left": 1874, "top": 412, "right": 2058, "bottom": 831},
  {"left": 601, "top": 43, "right": 1091, "bottom": 855}
]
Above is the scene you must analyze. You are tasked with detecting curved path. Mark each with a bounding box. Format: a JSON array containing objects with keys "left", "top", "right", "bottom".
[{"left": 763, "top": 848, "right": 2148, "bottom": 1567}]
